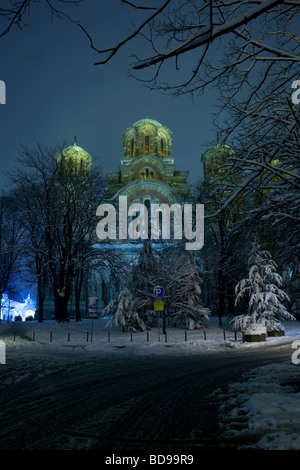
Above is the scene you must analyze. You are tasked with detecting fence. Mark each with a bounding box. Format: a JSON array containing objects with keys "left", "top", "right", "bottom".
[{"left": 5, "top": 327, "right": 245, "bottom": 344}]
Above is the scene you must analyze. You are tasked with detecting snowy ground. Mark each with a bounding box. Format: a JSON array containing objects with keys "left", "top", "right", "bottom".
[
  {"left": 211, "top": 362, "right": 300, "bottom": 450},
  {"left": 1, "top": 316, "right": 300, "bottom": 450},
  {"left": 1, "top": 315, "right": 299, "bottom": 355}
]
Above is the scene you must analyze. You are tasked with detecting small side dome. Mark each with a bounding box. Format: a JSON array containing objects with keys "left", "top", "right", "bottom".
[
  {"left": 56, "top": 139, "right": 92, "bottom": 176},
  {"left": 202, "top": 144, "right": 234, "bottom": 176},
  {"left": 122, "top": 117, "right": 172, "bottom": 158}
]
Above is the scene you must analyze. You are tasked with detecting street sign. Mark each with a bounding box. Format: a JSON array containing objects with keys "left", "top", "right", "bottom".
[
  {"left": 88, "top": 297, "right": 99, "bottom": 319},
  {"left": 154, "top": 286, "right": 164, "bottom": 300},
  {"left": 154, "top": 300, "right": 164, "bottom": 311}
]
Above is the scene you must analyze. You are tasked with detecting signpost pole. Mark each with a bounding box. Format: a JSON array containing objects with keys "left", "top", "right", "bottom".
[
  {"left": 154, "top": 287, "right": 164, "bottom": 338},
  {"left": 88, "top": 297, "right": 99, "bottom": 342},
  {"left": 91, "top": 318, "right": 94, "bottom": 342},
  {"left": 158, "top": 312, "right": 160, "bottom": 340}
]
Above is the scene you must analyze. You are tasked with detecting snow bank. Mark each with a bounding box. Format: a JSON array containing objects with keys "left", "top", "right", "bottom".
[{"left": 212, "top": 363, "right": 300, "bottom": 450}]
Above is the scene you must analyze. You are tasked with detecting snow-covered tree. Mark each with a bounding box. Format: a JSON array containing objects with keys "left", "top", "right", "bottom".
[
  {"left": 102, "top": 240, "right": 158, "bottom": 332},
  {"left": 0, "top": 191, "right": 25, "bottom": 321},
  {"left": 103, "top": 285, "right": 149, "bottom": 333},
  {"left": 132, "top": 239, "right": 158, "bottom": 295},
  {"left": 163, "top": 250, "right": 211, "bottom": 330},
  {"left": 285, "top": 255, "right": 300, "bottom": 320},
  {"left": 232, "top": 242, "right": 295, "bottom": 333},
  {"left": 102, "top": 241, "right": 210, "bottom": 332},
  {"left": 12, "top": 143, "right": 110, "bottom": 322}
]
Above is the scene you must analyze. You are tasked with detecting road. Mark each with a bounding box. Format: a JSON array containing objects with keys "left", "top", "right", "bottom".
[{"left": 0, "top": 343, "right": 294, "bottom": 451}]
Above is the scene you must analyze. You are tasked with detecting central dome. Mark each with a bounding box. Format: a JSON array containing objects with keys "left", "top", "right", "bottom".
[
  {"left": 132, "top": 118, "right": 163, "bottom": 128},
  {"left": 122, "top": 117, "right": 172, "bottom": 159}
]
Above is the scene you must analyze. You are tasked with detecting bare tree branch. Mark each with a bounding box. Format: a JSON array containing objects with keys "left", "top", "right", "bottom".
[{"left": 0, "top": 0, "right": 82, "bottom": 38}]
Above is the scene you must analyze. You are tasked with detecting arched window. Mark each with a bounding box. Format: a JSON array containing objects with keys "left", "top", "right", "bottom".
[
  {"left": 79, "top": 159, "right": 85, "bottom": 175},
  {"left": 141, "top": 168, "right": 154, "bottom": 179},
  {"left": 144, "top": 134, "right": 150, "bottom": 153},
  {"left": 209, "top": 156, "right": 215, "bottom": 175},
  {"left": 160, "top": 138, "right": 166, "bottom": 156},
  {"left": 130, "top": 137, "right": 134, "bottom": 157},
  {"left": 144, "top": 199, "right": 151, "bottom": 238},
  {"left": 144, "top": 199, "right": 151, "bottom": 211},
  {"left": 66, "top": 157, "right": 73, "bottom": 175},
  {"left": 157, "top": 209, "right": 162, "bottom": 234}
]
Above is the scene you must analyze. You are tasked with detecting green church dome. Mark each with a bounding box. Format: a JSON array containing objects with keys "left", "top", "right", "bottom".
[
  {"left": 55, "top": 139, "right": 92, "bottom": 177},
  {"left": 132, "top": 118, "right": 163, "bottom": 128},
  {"left": 61, "top": 142, "right": 92, "bottom": 164}
]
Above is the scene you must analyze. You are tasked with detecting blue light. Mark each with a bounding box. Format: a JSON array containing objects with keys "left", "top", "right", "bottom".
[{"left": 1, "top": 292, "right": 36, "bottom": 321}]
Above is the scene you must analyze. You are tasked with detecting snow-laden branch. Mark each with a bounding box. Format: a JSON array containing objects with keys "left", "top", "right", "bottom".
[{"left": 133, "top": 0, "right": 288, "bottom": 69}]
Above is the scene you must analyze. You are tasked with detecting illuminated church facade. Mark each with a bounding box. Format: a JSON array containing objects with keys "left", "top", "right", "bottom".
[
  {"left": 96, "top": 117, "right": 193, "bottom": 310},
  {"left": 106, "top": 117, "right": 191, "bottom": 208}
]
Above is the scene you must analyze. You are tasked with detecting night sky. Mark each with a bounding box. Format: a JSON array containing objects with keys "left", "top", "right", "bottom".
[{"left": 0, "top": 1, "right": 220, "bottom": 190}]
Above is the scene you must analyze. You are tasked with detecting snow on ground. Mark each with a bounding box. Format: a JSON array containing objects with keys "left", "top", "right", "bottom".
[
  {"left": 1, "top": 315, "right": 299, "bottom": 357},
  {"left": 1, "top": 316, "right": 300, "bottom": 449},
  {"left": 211, "top": 363, "right": 300, "bottom": 450}
]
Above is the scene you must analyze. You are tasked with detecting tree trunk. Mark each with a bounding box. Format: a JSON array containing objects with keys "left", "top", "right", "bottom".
[
  {"left": 75, "top": 270, "right": 85, "bottom": 322},
  {"left": 227, "top": 282, "right": 235, "bottom": 316},
  {"left": 55, "top": 293, "right": 69, "bottom": 322},
  {"left": 218, "top": 269, "right": 225, "bottom": 326},
  {"left": 162, "top": 310, "right": 166, "bottom": 335},
  {"left": 75, "top": 294, "right": 81, "bottom": 322},
  {"left": 37, "top": 276, "right": 46, "bottom": 322},
  {"left": 37, "top": 295, "right": 44, "bottom": 323}
]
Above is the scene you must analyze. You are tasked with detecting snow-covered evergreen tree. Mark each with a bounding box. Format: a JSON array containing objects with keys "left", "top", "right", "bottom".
[
  {"left": 131, "top": 239, "right": 158, "bottom": 295},
  {"left": 284, "top": 255, "right": 300, "bottom": 319},
  {"left": 103, "top": 285, "right": 149, "bottom": 332},
  {"left": 102, "top": 240, "right": 158, "bottom": 332},
  {"left": 102, "top": 241, "right": 210, "bottom": 332},
  {"left": 232, "top": 242, "right": 295, "bottom": 333},
  {"left": 166, "top": 250, "right": 211, "bottom": 330}
]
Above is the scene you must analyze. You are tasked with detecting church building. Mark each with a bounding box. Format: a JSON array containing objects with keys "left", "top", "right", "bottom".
[
  {"left": 42, "top": 117, "right": 194, "bottom": 318},
  {"left": 96, "top": 117, "right": 193, "bottom": 308}
]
